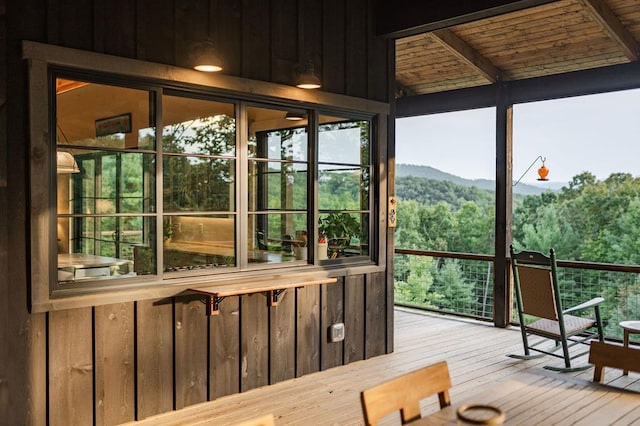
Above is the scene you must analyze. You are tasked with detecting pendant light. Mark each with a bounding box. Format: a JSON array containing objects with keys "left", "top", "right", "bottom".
[
  {"left": 295, "top": 60, "right": 321, "bottom": 89},
  {"left": 191, "top": 39, "right": 223, "bottom": 72},
  {"left": 57, "top": 150, "right": 80, "bottom": 174}
]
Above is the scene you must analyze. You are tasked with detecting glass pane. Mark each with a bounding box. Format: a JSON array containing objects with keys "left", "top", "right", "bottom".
[
  {"left": 249, "top": 213, "right": 308, "bottom": 264},
  {"left": 318, "top": 212, "right": 369, "bottom": 259},
  {"left": 247, "top": 106, "right": 308, "bottom": 160},
  {"left": 67, "top": 150, "right": 156, "bottom": 215},
  {"left": 318, "top": 118, "right": 369, "bottom": 165},
  {"left": 57, "top": 215, "right": 154, "bottom": 284},
  {"left": 162, "top": 95, "right": 235, "bottom": 156},
  {"left": 318, "top": 164, "right": 369, "bottom": 211},
  {"left": 163, "top": 215, "right": 235, "bottom": 271},
  {"left": 249, "top": 160, "right": 307, "bottom": 211},
  {"left": 56, "top": 78, "right": 155, "bottom": 150},
  {"left": 163, "top": 156, "right": 235, "bottom": 212}
]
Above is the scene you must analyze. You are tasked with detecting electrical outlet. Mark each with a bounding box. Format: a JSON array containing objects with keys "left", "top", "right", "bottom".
[{"left": 328, "top": 323, "right": 345, "bottom": 343}]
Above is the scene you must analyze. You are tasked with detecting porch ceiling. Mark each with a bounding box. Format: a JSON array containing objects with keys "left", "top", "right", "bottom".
[{"left": 395, "top": 0, "right": 640, "bottom": 97}]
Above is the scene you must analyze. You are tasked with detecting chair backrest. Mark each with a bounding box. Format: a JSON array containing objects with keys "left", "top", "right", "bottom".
[
  {"left": 360, "top": 360, "right": 451, "bottom": 426},
  {"left": 231, "top": 413, "right": 275, "bottom": 426},
  {"left": 510, "top": 246, "right": 560, "bottom": 321}
]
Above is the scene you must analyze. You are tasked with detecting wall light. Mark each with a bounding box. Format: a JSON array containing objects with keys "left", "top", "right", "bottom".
[
  {"left": 295, "top": 61, "right": 321, "bottom": 89},
  {"left": 57, "top": 150, "right": 80, "bottom": 174},
  {"left": 285, "top": 111, "right": 306, "bottom": 121},
  {"left": 513, "top": 155, "right": 549, "bottom": 186},
  {"left": 191, "top": 40, "right": 223, "bottom": 72}
]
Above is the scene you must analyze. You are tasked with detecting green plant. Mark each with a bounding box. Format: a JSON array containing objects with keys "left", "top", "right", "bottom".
[{"left": 318, "top": 213, "right": 360, "bottom": 244}]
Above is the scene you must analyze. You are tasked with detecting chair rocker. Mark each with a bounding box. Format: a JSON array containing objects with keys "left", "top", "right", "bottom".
[{"left": 509, "top": 245, "right": 604, "bottom": 372}]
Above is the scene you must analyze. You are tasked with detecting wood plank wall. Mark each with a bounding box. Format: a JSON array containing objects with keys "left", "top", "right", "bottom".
[{"left": 1, "top": 1, "right": 392, "bottom": 425}]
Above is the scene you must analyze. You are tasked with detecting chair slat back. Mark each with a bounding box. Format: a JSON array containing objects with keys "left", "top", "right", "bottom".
[
  {"left": 516, "top": 265, "right": 559, "bottom": 320},
  {"left": 360, "top": 361, "right": 451, "bottom": 426}
]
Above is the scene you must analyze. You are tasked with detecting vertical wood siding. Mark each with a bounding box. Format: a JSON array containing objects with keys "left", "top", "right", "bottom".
[{"left": 2, "top": 0, "right": 392, "bottom": 424}]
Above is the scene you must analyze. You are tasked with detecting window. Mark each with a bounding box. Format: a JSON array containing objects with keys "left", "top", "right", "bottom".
[{"left": 52, "top": 73, "right": 375, "bottom": 290}]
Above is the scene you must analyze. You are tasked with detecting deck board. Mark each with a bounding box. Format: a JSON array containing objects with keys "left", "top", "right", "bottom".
[{"left": 124, "top": 308, "right": 640, "bottom": 425}]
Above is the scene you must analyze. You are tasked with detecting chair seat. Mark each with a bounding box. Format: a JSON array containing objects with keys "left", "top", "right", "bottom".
[{"left": 527, "top": 315, "right": 596, "bottom": 338}]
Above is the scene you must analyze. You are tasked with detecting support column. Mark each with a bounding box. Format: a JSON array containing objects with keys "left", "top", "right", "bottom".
[{"left": 494, "top": 82, "right": 513, "bottom": 328}]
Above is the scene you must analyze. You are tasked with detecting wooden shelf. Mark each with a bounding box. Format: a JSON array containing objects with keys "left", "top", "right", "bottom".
[{"left": 188, "top": 274, "right": 338, "bottom": 315}]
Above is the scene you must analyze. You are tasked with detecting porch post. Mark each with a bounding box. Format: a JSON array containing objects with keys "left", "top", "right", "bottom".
[{"left": 494, "top": 82, "right": 513, "bottom": 328}]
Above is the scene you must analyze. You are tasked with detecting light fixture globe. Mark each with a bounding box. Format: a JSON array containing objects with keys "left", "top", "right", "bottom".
[
  {"left": 57, "top": 150, "right": 80, "bottom": 174},
  {"left": 295, "top": 61, "right": 321, "bottom": 89},
  {"left": 191, "top": 40, "right": 223, "bottom": 72}
]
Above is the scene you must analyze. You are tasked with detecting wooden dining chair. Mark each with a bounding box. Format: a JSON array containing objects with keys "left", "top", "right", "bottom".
[
  {"left": 360, "top": 360, "right": 451, "bottom": 426},
  {"left": 231, "top": 413, "right": 275, "bottom": 426},
  {"left": 509, "top": 245, "right": 605, "bottom": 372}
]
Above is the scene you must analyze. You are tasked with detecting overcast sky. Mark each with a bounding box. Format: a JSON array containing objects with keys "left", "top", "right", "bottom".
[{"left": 396, "top": 88, "right": 640, "bottom": 185}]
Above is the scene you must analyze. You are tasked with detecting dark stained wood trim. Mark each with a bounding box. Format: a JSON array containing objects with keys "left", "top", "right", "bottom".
[
  {"left": 493, "top": 84, "right": 511, "bottom": 328},
  {"left": 295, "top": 285, "right": 321, "bottom": 377},
  {"left": 397, "top": 61, "right": 640, "bottom": 118},
  {"left": 373, "top": 0, "right": 559, "bottom": 39},
  {"left": 364, "top": 272, "right": 386, "bottom": 358},
  {"left": 135, "top": 0, "right": 175, "bottom": 65}
]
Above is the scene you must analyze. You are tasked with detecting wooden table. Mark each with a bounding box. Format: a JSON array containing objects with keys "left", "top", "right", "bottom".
[
  {"left": 408, "top": 374, "right": 637, "bottom": 425},
  {"left": 620, "top": 320, "right": 640, "bottom": 375}
]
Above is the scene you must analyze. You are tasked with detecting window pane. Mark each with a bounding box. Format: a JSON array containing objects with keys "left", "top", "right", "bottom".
[
  {"left": 56, "top": 78, "right": 155, "bottom": 150},
  {"left": 318, "top": 164, "right": 369, "bottom": 211},
  {"left": 163, "top": 155, "right": 235, "bottom": 212},
  {"left": 56, "top": 77, "right": 156, "bottom": 285},
  {"left": 249, "top": 213, "right": 308, "bottom": 264},
  {"left": 163, "top": 215, "right": 235, "bottom": 271},
  {"left": 162, "top": 96, "right": 235, "bottom": 156},
  {"left": 318, "top": 119, "right": 369, "bottom": 164},
  {"left": 249, "top": 160, "right": 307, "bottom": 211},
  {"left": 318, "top": 212, "right": 369, "bottom": 258}
]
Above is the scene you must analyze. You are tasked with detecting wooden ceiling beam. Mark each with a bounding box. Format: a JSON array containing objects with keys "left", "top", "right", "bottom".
[
  {"left": 431, "top": 29, "right": 505, "bottom": 83},
  {"left": 580, "top": 0, "right": 639, "bottom": 61}
]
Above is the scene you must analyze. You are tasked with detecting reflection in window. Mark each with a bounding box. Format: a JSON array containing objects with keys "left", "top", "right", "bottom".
[
  {"left": 162, "top": 94, "right": 237, "bottom": 271},
  {"left": 318, "top": 117, "right": 370, "bottom": 259},
  {"left": 56, "top": 78, "right": 156, "bottom": 283},
  {"left": 248, "top": 106, "right": 308, "bottom": 265}
]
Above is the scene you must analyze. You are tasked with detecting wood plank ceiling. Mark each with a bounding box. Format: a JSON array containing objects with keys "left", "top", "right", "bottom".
[{"left": 395, "top": 0, "right": 640, "bottom": 96}]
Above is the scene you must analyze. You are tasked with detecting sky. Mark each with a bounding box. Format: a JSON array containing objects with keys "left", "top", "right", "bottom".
[{"left": 395, "top": 88, "right": 640, "bottom": 186}]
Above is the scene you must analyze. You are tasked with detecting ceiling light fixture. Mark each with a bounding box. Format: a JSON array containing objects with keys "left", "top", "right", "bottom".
[
  {"left": 191, "top": 39, "right": 224, "bottom": 72},
  {"left": 285, "top": 111, "right": 306, "bottom": 121},
  {"left": 295, "top": 60, "right": 321, "bottom": 89}
]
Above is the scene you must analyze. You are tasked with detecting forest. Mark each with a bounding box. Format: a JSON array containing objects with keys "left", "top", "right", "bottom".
[{"left": 393, "top": 167, "right": 640, "bottom": 339}]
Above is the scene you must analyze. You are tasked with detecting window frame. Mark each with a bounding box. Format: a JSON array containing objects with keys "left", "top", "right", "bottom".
[{"left": 25, "top": 40, "right": 389, "bottom": 313}]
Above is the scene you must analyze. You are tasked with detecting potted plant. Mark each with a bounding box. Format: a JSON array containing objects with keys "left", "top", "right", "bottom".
[{"left": 318, "top": 213, "right": 360, "bottom": 255}]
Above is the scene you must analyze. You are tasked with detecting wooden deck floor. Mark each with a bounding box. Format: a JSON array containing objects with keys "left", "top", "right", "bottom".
[{"left": 129, "top": 308, "right": 640, "bottom": 426}]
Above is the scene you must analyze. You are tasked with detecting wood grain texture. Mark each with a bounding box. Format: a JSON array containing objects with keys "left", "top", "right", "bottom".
[
  {"left": 296, "top": 285, "right": 321, "bottom": 377},
  {"left": 365, "top": 271, "right": 386, "bottom": 358},
  {"left": 240, "top": 293, "right": 269, "bottom": 392},
  {"left": 49, "top": 308, "right": 94, "bottom": 426},
  {"left": 321, "top": 277, "right": 345, "bottom": 370},
  {"left": 211, "top": 295, "right": 240, "bottom": 398},
  {"left": 344, "top": 274, "right": 365, "bottom": 363},
  {"left": 136, "top": 300, "right": 174, "bottom": 420},
  {"left": 174, "top": 299, "right": 208, "bottom": 409},
  {"left": 241, "top": 0, "right": 270, "bottom": 81},
  {"left": 135, "top": 0, "right": 175, "bottom": 65},
  {"left": 345, "top": 0, "right": 368, "bottom": 98},
  {"left": 269, "top": 288, "right": 296, "bottom": 384},
  {"left": 322, "top": 0, "right": 346, "bottom": 94},
  {"left": 95, "top": 302, "right": 135, "bottom": 425}
]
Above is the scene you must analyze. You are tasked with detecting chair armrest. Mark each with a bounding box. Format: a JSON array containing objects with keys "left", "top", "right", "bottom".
[{"left": 563, "top": 297, "right": 604, "bottom": 314}]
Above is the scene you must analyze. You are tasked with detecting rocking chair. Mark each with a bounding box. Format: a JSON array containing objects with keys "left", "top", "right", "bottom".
[{"left": 509, "top": 245, "right": 604, "bottom": 372}]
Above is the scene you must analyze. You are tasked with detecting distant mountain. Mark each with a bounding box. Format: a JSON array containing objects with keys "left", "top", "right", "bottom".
[{"left": 396, "top": 164, "right": 558, "bottom": 196}]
